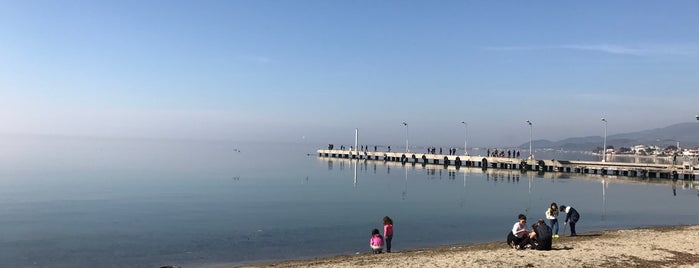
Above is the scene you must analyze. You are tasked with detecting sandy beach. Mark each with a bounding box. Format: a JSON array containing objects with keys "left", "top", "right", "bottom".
[{"left": 235, "top": 225, "right": 699, "bottom": 268}]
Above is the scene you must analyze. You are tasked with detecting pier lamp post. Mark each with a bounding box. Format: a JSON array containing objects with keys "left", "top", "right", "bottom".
[
  {"left": 526, "top": 120, "right": 533, "bottom": 159},
  {"left": 602, "top": 118, "right": 608, "bottom": 162},
  {"left": 461, "top": 121, "right": 468, "bottom": 155},
  {"left": 403, "top": 122, "right": 409, "bottom": 153}
]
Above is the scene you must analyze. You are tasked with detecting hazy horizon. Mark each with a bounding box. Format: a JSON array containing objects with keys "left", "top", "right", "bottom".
[
  {"left": 2, "top": 120, "right": 696, "bottom": 149},
  {"left": 2, "top": 1, "right": 699, "bottom": 147}
]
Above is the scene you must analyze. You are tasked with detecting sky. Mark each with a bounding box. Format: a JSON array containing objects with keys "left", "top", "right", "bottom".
[{"left": 1, "top": 0, "right": 698, "bottom": 147}]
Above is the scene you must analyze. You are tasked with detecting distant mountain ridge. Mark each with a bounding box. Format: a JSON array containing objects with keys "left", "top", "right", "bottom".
[{"left": 520, "top": 122, "right": 699, "bottom": 150}]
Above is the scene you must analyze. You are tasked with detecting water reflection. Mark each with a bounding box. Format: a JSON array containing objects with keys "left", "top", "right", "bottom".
[
  {"left": 316, "top": 156, "right": 699, "bottom": 194},
  {"left": 5, "top": 137, "right": 698, "bottom": 268},
  {"left": 526, "top": 172, "right": 533, "bottom": 216},
  {"left": 672, "top": 182, "right": 676, "bottom": 196},
  {"left": 402, "top": 167, "right": 408, "bottom": 200},
  {"left": 353, "top": 159, "right": 357, "bottom": 187},
  {"left": 601, "top": 179, "right": 607, "bottom": 221},
  {"left": 315, "top": 156, "right": 698, "bottom": 236}
]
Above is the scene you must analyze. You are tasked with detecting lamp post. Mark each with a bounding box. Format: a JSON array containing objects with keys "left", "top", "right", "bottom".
[
  {"left": 601, "top": 118, "right": 608, "bottom": 162},
  {"left": 526, "top": 120, "right": 533, "bottom": 159},
  {"left": 461, "top": 121, "right": 468, "bottom": 155},
  {"left": 403, "top": 122, "right": 409, "bottom": 153}
]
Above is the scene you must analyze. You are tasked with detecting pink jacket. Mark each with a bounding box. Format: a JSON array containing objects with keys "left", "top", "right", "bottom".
[
  {"left": 370, "top": 234, "right": 384, "bottom": 247},
  {"left": 384, "top": 224, "right": 393, "bottom": 236}
]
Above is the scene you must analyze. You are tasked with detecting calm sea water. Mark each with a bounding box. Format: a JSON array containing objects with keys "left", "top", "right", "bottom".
[{"left": 0, "top": 137, "right": 697, "bottom": 267}]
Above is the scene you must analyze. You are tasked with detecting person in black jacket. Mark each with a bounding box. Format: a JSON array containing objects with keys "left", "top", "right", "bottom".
[
  {"left": 529, "top": 219, "right": 552, "bottom": 250},
  {"left": 560, "top": 205, "right": 580, "bottom": 236}
]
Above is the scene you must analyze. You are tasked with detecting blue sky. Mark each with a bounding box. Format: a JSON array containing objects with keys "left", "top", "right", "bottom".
[{"left": 1, "top": 1, "right": 698, "bottom": 147}]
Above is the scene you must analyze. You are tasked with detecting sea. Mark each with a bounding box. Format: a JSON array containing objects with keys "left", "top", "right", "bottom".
[{"left": 0, "top": 136, "right": 697, "bottom": 267}]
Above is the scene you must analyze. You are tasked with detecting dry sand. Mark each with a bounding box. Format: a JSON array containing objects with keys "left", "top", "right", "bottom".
[{"left": 235, "top": 225, "right": 699, "bottom": 268}]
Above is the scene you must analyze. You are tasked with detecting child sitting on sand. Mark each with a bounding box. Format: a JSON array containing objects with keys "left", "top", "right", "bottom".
[
  {"left": 370, "top": 228, "right": 384, "bottom": 254},
  {"left": 507, "top": 214, "right": 531, "bottom": 250}
]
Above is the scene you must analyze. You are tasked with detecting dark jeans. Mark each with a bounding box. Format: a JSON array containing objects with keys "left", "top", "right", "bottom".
[
  {"left": 507, "top": 232, "right": 529, "bottom": 249},
  {"left": 569, "top": 221, "right": 577, "bottom": 236},
  {"left": 385, "top": 235, "right": 392, "bottom": 252},
  {"left": 549, "top": 219, "right": 559, "bottom": 235}
]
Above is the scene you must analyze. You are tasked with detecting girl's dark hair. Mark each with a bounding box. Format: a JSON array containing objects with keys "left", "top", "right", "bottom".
[
  {"left": 372, "top": 228, "right": 380, "bottom": 236},
  {"left": 383, "top": 216, "right": 393, "bottom": 225},
  {"left": 550, "top": 202, "right": 558, "bottom": 209}
]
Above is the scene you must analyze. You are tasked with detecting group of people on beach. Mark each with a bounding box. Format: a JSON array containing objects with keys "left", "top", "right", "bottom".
[
  {"left": 507, "top": 203, "right": 581, "bottom": 250},
  {"left": 366, "top": 204, "right": 580, "bottom": 254},
  {"left": 369, "top": 216, "right": 394, "bottom": 254}
]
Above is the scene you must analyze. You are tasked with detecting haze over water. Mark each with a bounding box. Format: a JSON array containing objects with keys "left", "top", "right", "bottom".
[{"left": 0, "top": 136, "right": 697, "bottom": 267}]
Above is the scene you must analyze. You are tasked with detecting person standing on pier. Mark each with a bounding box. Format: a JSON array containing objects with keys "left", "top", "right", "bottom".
[{"left": 560, "top": 205, "right": 580, "bottom": 236}]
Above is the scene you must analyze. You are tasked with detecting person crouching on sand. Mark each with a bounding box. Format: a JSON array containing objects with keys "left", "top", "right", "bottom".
[
  {"left": 370, "top": 229, "right": 384, "bottom": 254},
  {"left": 529, "top": 219, "right": 553, "bottom": 250}
]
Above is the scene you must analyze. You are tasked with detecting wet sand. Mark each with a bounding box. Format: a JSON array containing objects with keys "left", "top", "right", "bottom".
[{"left": 234, "top": 225, "right": 699, "bottom": 268}]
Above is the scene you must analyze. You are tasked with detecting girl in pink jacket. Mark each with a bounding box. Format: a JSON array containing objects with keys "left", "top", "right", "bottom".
[
  {"left": 370, "top": 229, "right": 384, "bottom": 254},
  {"left": 383, "top": 216, "right": 394, "bottom": 252}
]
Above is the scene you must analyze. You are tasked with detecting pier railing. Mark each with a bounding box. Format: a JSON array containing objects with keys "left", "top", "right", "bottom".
[{"left": 317, "top": 149, "right": 698, "bottom": 180}]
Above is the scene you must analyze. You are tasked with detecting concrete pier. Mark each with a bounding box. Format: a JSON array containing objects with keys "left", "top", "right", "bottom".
[{"left": 317, "top": 149, "right": 698, "bottom": 180}]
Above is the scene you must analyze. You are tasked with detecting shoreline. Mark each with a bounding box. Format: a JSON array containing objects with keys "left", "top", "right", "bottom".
[{"left": 233, "top": 225, "right": 699, "bottom": 268}]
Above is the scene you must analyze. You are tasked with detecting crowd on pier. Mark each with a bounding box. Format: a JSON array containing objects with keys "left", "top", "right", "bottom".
[{"left": 327, "top": 144, "right": 527, "bottom": 159}]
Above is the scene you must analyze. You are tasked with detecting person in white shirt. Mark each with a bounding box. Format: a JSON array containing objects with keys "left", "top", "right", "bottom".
[{"left": 506, "top": 214, "right": 530, "bottom": 249}]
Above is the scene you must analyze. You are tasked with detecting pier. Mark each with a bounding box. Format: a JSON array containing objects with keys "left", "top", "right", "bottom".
[{"left": 316, "top": 149, "right": 698, "bottom": 180}]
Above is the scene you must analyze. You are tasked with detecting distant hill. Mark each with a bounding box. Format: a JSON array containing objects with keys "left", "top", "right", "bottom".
[{"left": 520, "top": 122, "right": 699, "bottom": 151}]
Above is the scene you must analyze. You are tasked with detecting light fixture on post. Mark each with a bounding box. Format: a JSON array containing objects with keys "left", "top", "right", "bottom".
[
  {"left": 526, "top": 120, "right": 533, "bottom": 159},
  {"left": 601, "top": 118, "right": 608, "bottom": 162},
  {"left": 402, "top": 122, "right": 409, "bottom": 153},
  {"left": 461, "top": 121, "right": 468, "bottom": 155}
]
